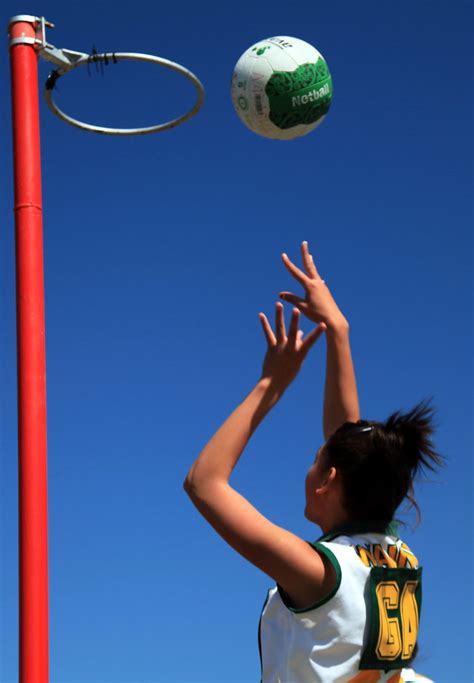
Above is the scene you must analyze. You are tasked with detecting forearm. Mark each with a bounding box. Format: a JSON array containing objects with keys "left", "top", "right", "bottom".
[
  {"left": 184, "top": 378, "right": 284, "bottom": 493},
  {"left": 323, "top": 319, "right": 360, "bottom": 439}
]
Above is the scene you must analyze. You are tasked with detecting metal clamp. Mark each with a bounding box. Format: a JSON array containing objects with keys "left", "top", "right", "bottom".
[
  {"left": 8, "top": 15, "right": 54, "bottom": 49},
  {"left": 8, "top": 15, "right": 90, "bottom": 72}
]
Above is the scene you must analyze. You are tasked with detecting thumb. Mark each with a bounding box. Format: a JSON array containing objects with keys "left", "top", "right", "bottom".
[
  {"left": 279, "top": 292, "right": 306, "bottom": 309},
  {"left": 301, "top": 323, "right": 327, "bottom": 357}
]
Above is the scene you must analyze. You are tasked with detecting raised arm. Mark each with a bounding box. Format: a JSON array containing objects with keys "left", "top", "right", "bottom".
[
  {"left": 183, "top": 306, "right": 334, "bottom": 608},
  {"left": 323, "top": 318, "right": 359, "bottom": 439},
  {"left": 279, "top": 241, "right": 360, "bottom": 440}
]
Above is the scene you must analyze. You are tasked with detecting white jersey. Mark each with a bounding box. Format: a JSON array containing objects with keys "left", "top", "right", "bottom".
[{"left": 258, "top": 522, "right": 433, "bottom": 683}]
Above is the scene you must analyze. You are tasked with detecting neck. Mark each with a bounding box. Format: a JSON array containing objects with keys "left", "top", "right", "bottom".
[{"left": 318, "top": 509, "right": 350, "bottom": 535}]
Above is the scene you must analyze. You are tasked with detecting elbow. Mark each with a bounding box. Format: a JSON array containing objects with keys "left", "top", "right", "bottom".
[
  {"left": 183, "top": 467, "right": 204, "bottom": 499},
  {"left": 183, "top": 472, "right": 195, "bottom": 497},
  {"left": 183, "top": 475, "right": 209, "bottom": 509},
  {"left": 183, "top": 471, "right": 227, "bottom": 502}
]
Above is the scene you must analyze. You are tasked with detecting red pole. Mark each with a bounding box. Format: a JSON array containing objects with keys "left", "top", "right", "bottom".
[{"left": 8, "top": 16, "right": 49, "bottom": 683}]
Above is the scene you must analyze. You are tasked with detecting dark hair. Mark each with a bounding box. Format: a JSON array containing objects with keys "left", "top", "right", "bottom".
[{"left": 324, "top": 400, "right": 444, "bottom": 524}]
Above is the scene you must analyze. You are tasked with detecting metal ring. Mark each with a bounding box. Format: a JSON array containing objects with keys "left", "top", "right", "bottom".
[{"left": 44, "top": 52, "right": 205, "bottom": 136}]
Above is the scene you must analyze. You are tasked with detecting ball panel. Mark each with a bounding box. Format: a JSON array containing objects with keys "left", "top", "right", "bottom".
[
  {"left": 265, "top": 36, "right": 322, "bottom": 66},
  {"left": 231, "top": 56, "right": 274, "bottom": 136},
  {"left": 255, "top": 46, "right": 300, "bottom": 72},
  {"left": 266, "top": 59, "right": 332, "bottom": 130},
  {"left": 259, "top": 115, "right": 326, "bottom": 141}
]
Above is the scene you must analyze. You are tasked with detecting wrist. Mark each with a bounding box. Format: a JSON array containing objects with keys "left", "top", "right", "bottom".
[
  {"left": 255, "top": 377, "right": 289, "bottom": 408},
  {"left": 256, "top": 376, "right": 288, "bottom": 399},
  {"left": 325, "top": 315, "right": 350, "bottom": 335}
]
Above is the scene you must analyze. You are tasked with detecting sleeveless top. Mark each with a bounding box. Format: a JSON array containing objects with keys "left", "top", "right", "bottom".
[{"left": 258, "top": 522, "right": 433, "bottom": 683}]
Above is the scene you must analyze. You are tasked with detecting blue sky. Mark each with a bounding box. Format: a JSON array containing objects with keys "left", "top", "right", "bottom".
[{"left": 0, "top": 1, "right": 472, "bottom": 682}]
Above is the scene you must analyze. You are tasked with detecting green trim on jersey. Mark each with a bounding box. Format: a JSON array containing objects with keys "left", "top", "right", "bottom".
[
  {"left": 317, "top": 520, "right": 400, "bottom": 543},
  {"left": 276, "top": 542, "right": 342, "bottom": 613}
]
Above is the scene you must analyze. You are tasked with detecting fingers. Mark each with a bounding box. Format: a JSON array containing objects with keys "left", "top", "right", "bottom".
[
  {"left": 260, "top": 307, "right": 324, "bottom": 360},
  {"left": 279, "top": 291, "right": 311, "bottom": 320},
  {"left": 281, "top": 252, "right": 310, "bottom": 288},
  {"left": 259, "top": 305, "right": 300, "bottom": 348},
  {"left": 275, "top": 302, "right": 286, "bottom": 344},
  {"left": 301, "top": 323, "right": 327, "bottom": 357},
  {"left": 301, "top": 241, "right": 320, "bottom": 279},
  {"left": 287, "top": 307, "right": 300, "bottom": 347},
  {"left": 258, "top": 312, "right": 277, "bottom": 346}
]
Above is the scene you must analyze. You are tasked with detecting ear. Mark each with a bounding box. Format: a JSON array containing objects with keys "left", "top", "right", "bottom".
[{"left": 315, "top": 466, "right": 337, "bottom": 495}]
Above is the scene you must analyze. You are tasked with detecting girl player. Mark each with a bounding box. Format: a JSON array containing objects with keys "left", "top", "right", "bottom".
[{"left": 184, "top": 241, "right": 441, "bottom": 682}]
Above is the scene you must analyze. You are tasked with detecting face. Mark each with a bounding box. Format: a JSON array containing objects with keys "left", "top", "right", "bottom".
[{"left": 304, "top": 445, "right": 327, "bottom": 522}]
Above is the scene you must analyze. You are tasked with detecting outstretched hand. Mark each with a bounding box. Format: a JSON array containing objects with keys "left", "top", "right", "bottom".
[
  {"left": 259, "top": 302, "right": 326, "bottom": 389},
  {"left": 279, "top": 241, "right": 347, "bottom": 328}
]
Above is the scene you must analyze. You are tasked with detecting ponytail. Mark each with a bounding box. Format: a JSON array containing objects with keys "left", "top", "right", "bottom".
[
  {"left": 383, "top": 401, "right": 443, "bottom": 521},
  {"left": 384, "top": 400, "right": 442, "bottom": 472}
]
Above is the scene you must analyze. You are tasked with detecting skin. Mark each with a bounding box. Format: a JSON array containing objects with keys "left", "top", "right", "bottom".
[{"left": 184, "top": 241, "right": 360, "bottom": 609}]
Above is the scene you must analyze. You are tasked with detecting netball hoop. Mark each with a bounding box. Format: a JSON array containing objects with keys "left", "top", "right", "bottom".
[
  {"left": 44, "top": 51, "right": 205, "bottom": 135},
  {"left": 13, "top": 15, "right": 206, "bottom": 135}
]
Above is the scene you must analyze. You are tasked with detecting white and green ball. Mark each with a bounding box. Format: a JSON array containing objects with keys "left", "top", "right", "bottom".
[{"left": 231, "top": 36, "right": 332, "bottom": 140}]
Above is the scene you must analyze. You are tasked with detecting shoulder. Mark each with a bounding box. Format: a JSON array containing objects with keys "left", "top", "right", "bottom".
[{"left": 277, "top": 541, "right": 341, "bottom": 611}]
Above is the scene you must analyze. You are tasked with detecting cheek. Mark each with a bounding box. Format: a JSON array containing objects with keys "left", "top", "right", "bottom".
[{"left": 305, "top": 464, "right": 318, "bottom": 494}]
